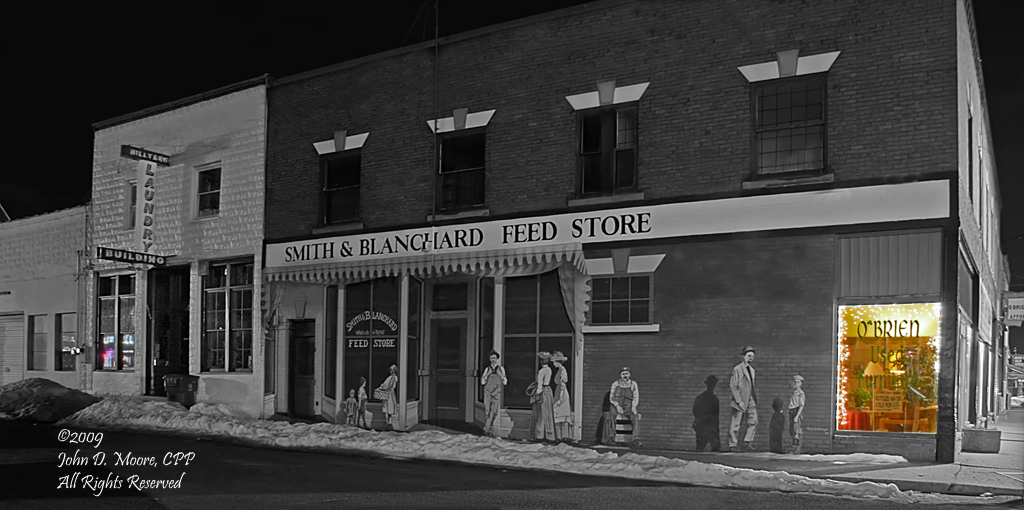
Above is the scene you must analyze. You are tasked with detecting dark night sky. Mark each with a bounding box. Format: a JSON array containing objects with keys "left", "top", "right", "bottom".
[{"left": 5, "top": 1, "right": 1022, "bottom": 346}]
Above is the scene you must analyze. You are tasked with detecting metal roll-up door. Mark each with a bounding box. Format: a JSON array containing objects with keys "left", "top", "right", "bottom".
[{"left": 0, "top": 313, "right": 25, "bottom": 385}]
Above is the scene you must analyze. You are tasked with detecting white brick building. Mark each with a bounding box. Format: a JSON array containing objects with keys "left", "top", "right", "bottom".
[
  {"left": 0, "top": 206, "right": 88, "bottom": 388},
  {"left": 86, "top": 78, "right": 268, "bottom": 417}
]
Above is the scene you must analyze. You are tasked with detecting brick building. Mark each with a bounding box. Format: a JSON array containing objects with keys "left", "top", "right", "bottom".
[
  {"left": 86, "top": 78, "right": 268, "bottom": 417},
  {"left": 261, "top": 0, "right": 1003, "bottom": 462},
  {"left": 0, "top": 207, "right": 88, "bottom": 388}
]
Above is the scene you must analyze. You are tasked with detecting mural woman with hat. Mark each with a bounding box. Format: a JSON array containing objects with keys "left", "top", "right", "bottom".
[
  {"left": 528, "top": 351, "right": 556, "bottom": 442},
  {"left": 550, "top": 351, "right": 573, "bottom": 442},
  {"left": 375, "top": 364, "right": 399, "bottom": 431}
]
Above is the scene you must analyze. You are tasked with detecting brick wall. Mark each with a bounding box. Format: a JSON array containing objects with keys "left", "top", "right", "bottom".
[
  {"left": 266, "top": 0, "right": 957, "bottom": 240},
  {"left": 833, "top": 433, "right": 935, "bottom": 462},
  {"left": 582, "top": 233, "right": 836, "bottom": 451}
]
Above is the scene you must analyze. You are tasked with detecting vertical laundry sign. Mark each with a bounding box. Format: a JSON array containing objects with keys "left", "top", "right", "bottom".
[{"left": 121, "top": 145, "right": 170, "bottom": 253}]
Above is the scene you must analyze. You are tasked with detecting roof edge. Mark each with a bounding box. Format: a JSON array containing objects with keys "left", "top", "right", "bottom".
[
  {"left": 272, "top": 0, "right": 628, "bottom": 87},
  {"left": 92, "top": 75, "right": 270, "bottom": 131}
]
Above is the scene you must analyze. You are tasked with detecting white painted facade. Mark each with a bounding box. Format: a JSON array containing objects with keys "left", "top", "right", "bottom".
[
  {"left": 0, "top": 206, "right": 87, "bottom": 388},
  {"left": 86, "top": 82, "right": 268, "bottom": 417}
]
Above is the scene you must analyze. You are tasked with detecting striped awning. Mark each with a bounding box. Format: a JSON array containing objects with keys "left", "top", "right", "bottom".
[{"left": 264, "top": 243, "right": 586, "bottom": 283}]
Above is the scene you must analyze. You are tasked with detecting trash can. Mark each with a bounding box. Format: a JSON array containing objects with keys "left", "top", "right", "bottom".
[{"left": 163, "top": 374, "right": 200, "bottom": 408}]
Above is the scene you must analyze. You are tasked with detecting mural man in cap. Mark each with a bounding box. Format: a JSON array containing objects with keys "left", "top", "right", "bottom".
[
  {"left": 729, "top": 346, "right": 758, "bottom": 452},
  {"left": 692, "top": 374, "right": 721, "bottom": 451},
  {"left": 608, "top": 366, "right": 642, "bottom": 447}
]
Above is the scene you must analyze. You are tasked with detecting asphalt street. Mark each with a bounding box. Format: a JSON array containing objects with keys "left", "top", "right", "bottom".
[{"left": 0, "top": 420, "right": 1017, "bottom": 510}]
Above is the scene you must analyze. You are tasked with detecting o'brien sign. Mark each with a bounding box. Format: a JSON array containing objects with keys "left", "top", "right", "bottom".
[
  {"left": 264, "top": 180, "right": 952, "bottom": 269},
  {"left": 121, "top": 145, "right": 169, "bottom": 253},
  {"left": 96, "top": 247, "right": 167, "bottom": 266}
]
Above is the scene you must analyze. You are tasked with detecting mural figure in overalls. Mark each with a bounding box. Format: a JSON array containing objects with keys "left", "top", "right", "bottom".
[
  {"left": 480, "top": 350, "right": 507, "bottom": 437},
  {"left": 729, "top": 345, "right": 758, "bottom": 452},
  {"left": 605, "top": 366, "right": 643, "bottom": 447}
]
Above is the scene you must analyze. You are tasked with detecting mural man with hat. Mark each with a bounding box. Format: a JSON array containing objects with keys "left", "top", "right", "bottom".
[
  {"left": 607, "top": 366, "right": 643, "bottom": 447},
  {"left": 729, "top": 346, "right": 758, "bottom": 452},
  {"left": 692, "top": 374, "right": 721, "bottom": 451}
]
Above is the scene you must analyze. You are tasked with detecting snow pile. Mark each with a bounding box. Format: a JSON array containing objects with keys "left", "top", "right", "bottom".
[
  {"left": 0, "top": 378, "right": 102, "bottom": 423},
  {"left": 728, "top": 452, "right": 907, "bottom": 465},
  {"left": 190, "top": 402, "right": 255, "bottom": 420},
  {"left": 61, "top": 397, "right": 952, "bottom": 502}
]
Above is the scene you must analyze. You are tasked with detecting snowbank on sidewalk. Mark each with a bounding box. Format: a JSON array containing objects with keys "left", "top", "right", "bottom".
[{"left": 60, "top": 397, "right": 954, "bottom": 503}]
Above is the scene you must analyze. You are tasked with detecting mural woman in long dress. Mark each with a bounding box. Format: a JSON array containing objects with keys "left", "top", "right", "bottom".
[
  {"left": 551, "top": 351, "right": 573, "bottom": 442},
  {"left": 530, "top": 352, "right": 556, "bottom": 442},
  {"left": 377, "top": 364, "right": 399, "bottom": 431}
]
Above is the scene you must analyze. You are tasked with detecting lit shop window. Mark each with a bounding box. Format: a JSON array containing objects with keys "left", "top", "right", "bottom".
[
  {"left": 97, "top": 275, "right": 136, "bottom": 370},
  {"left": 836, "top": 303, "right": 941, "bottom": 433}
]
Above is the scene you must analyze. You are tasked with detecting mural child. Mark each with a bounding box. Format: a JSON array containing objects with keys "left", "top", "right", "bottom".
[
  {"left": 357, "top": 377, "right": 369, "bottom": 429},
  {"left": 608, "top": 366, "right": 643, "bottom": 447},
  {"left": 344, "top": 389, "right": 358, "bottom": 426},
  {"left": 551, "top": 351, "right": 573, "bottom": 442},
  {"left": 529, "top": 352, "right": 556, "bottom": 442},
  {"left": 729, "top": 346, "right": 758, "bottom": 452},
  {"left": 480, "top": 350, "right": 507, "bottom": 437},
  {"left": 788, "top": 374, "right": 805, "bottom": 454},
  {"left": 769, "top": 398, "right": 786, "bottom": 453},
  {"left": 692, "top": 374, "right": 721, "bottom": 451}
]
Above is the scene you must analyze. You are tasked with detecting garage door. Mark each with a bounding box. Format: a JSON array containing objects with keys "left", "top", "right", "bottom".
[{"left": 0, "top": 313, "right": 24, "bottom": 385}]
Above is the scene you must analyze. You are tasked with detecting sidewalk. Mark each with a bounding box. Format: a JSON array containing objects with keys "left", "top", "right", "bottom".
[{"left": 591, "top": 408, "right": 1024, "bottom": 497}]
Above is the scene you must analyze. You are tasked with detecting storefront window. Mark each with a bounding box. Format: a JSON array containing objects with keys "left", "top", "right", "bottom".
[
  {"left": 407, "top": 277, "right": 422, "bottom": 400},
  {"left": 477, "top": 278, "right": 494, "bottom": 403},
  {"left": 202, "top": 261, "right": 254, "bottom": 372},
  {"left": 97, "top": 274, "right": 136, "bottom": 370},
  {"left": 344, "top": 278, "right": 400, "bottom": 402},
  {"left": 836, "top": 303, "right": 941, "bottom": 433},
  {"left": 325, "top": 285, "right": 338, "bottom": 399},
  {"left": 503, "top": 271, "right": 573, "bottom": 409}
]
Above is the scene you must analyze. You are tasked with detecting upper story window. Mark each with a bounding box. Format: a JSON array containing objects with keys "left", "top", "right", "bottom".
[
  {"left": 438, "top": 129, "right": 486, "bottom": 212},
  {"left": 579, "top": 105, "right": 638, "bottom": 196},
  {"left": 428, "top": 109, "right": 496, "bottom": 214},
  {"left": 322, "top": 151, "right": 361, "bottom": 224},
  {"left": 566, "top": 81, "right": 650, "bottom": 198},
  {"left": 738, "top": 50, "right": 840, "bottom": 178},
  {"left": 313, "top": 131, "right": 370, "bottom": 226},
  {"left": 197, "top": 167, "right": 221, "bottom": 218},
  {"left": 753, "top": 75, "right": 826, "bottom": 176},
  {"left": 125, "top": 182, "right": 137, "bottom": 230}
]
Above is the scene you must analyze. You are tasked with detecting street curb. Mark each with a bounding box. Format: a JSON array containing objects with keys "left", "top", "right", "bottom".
[{"left": 828, "top": 475, "right": 1023, "bottom": 497}]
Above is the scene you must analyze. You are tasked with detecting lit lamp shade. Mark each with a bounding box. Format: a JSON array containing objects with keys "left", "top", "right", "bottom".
[{"left": 863, "top": 361, "right": 886, "bottom": 377}]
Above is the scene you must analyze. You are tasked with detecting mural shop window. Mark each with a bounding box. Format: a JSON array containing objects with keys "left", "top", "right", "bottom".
[
  {"left": 321, "top": 151, "right": 360, "bottom": 224},
  {"left": 56, "top": 313, "right": 77, "bottom": 371},
  {"left": 437, "top": 129, "right": 485, "bottom": 212},
  {"left": 836, "top": 303, "right": 941, "bottom": 434},
  {"left": 477, "top": 278, "right": 495, "bottom": 403},
  {"left": 407, "top": 277, "right": 422, "bottom": 400},
  {"left": 125, "top": 181, "right": 137, "bottom": 230},
  {"left": 325, "top": 286, "right": 338, "bottom": 399},
  {"left": 503, "top": 271, "right": 573, "bottom": 409},
  {"left": 752, "top": 74, "right": 826, "bottom": 176},
  {"left": 201, "top": 261, "right": 254, "bottom": 372},
  {"left": 27, "top": 314, "right": 47, "bottom": 370},
  {"left": 589, "top": 275, "right": 652, "bottom": 325},
  {"left": 578, "top": 104, "right": 638, "bottom": 197},
  {"left": 343, "top": 278, "right": 400, "bottom": 405},
  {"left": 197, "top": 167, "right": 222, "bottom": 218},
  {"left": 97, "top": 274, "right": 136, "bottom": 370}
]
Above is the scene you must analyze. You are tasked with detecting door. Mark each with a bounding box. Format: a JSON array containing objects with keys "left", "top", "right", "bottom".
[
  {"left": 289, "top": 319, "right": 316, "bottom": 418},
  {"left": 147, "top": 267, "right": 190, "bottom": 396},
  {"left": 430, "top": 318, "right": 467, "bottom": 421},
  {"left": 0, "top": 314, "right": 24, "bottom": 385}
]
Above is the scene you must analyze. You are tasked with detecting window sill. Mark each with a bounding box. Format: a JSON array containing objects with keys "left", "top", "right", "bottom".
[
  {"left": 193, "top": 214, "right": 220, "bottom": 222},
  {"left": 427, "top": 208, "right": 490, "bottom": 222},
  {"left": 567, "top": 192, "right": 645, "bottom": 208},
  {"left": 742, "top": 173, "right": 834, "bottom": 190},
  {"left": 313, "top": 222, "right": 364, "bottom": 234},
  {"left": 582, "top": 324, "right": 660, "bottom": 334}
]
